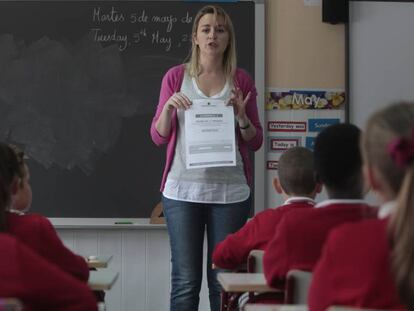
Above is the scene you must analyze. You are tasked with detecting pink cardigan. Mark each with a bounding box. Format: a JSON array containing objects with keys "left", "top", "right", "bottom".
[{"left": 150, "top": 64, "right": 263, "bottom": 191}]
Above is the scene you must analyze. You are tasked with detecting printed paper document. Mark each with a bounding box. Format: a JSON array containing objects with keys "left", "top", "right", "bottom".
[{"left": 185, "top": 99, "right": 236, "bottom": 169}]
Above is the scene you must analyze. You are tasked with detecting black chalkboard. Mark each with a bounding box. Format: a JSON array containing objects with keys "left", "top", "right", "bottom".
[{"left": 0, "top": 1, "right": 255, "bottom": 218}]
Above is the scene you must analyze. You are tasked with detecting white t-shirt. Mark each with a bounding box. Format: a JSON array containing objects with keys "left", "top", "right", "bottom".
[{"left": 162, "top": 72, "right": 250, "bottom": 204}]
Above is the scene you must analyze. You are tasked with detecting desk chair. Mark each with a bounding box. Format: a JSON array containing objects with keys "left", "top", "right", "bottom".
[
  {"left": 285, "top": 270, "right": 312, "bottom": 304},
  {"left": 218, "top": 272, "right": 284, "bottom": 311},
  {"left": 219, "top": 250, "right": 262, "bottom": 311},
  {"left": 219, "top": 250, "right": 285, "bottom": 311},
  {"left": 0, "top": 298, "right": 23, "bottom": 311},
  {"left": 247, "top": 250, "right": 264, "bottom": 273},
  {"left": 88, "top": 270, "right": 119, "bottom": 311},
  {"left": 244, "top": 250, "right": 285, "bottom": 307}
]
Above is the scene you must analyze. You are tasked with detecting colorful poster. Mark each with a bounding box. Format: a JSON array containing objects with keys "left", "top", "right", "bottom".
[
  {"left": 265, "top": 87, "right": 347, "bottom": 209},
  {"left": 266, "top": 89, "right": 345, "bottom": 110}
]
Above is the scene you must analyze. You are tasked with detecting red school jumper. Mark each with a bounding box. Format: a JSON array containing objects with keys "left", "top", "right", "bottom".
[
  {"left": 6, "top": 211, "right": 89, "bottom": 281},
  {"left": 212, "top": 198, "right": 315, "bottom": 270},
  {"left": 263, "top": 200, "right": 377, "bottom": 287},
  {"left": 0, "top": 233, "right": 97, "bottom": 311},
  {"left": 309, "top": 218, "right": 404, "bottom": 311}
]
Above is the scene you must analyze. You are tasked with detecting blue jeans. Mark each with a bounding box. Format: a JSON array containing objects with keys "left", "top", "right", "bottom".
[{"left": 162, "top": 195, "right": 251, "bottom": 311}]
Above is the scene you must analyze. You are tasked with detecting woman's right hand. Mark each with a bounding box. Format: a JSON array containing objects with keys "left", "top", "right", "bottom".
[
  {"left": 163, "top": 92, "right": 192, "bottom": 114},
  {"left": 155, "top": 92, "right": 191, "bottom": 137}
]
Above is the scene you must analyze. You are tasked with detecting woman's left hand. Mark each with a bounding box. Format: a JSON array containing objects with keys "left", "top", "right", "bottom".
[{"left": 228, "top": 87, "right": 251, "bottom": 121}]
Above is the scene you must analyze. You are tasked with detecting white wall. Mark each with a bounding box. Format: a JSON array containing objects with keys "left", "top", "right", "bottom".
[
  {"left": 349, "top": 1, "right": 414, "bottom": 128},
  {"left": 57, "top": 227, "right": 210, "bottom": 311}
]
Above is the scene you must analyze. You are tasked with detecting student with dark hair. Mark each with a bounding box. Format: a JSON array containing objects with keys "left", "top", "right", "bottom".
[
  {"left": 263, "top": 123, "right": 377, "bottom": 287},
  {"left": 309, "top": 103, "right": 414, "bottom": 311},
  {"left": 313, "top": 123, "right": 365, "bottom": 199},
  {"left": 0, "top": 144, "right": 97, "bottom": 311},
  {"left": 0, "top": 144, "right": 90, "bottom": 282},
  {"left": 212, "top": 147, "right": 321, "bottom": 270}
]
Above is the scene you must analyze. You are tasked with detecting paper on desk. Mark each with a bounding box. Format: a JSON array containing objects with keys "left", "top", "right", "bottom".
[{"left": 184, "top": 99, "right": 236, "bottom": 169}]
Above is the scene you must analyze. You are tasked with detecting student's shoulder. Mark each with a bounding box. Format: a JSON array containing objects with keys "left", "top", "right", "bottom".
[
  {"left": 281, "top": 206, "right": 317, "bottom": 221},
  {"left": 0, "top": 233, "right": 19, "bottom": 247},
  {"left": 0, "top": 234, "right": 22, "bottom": 269},
  {"left": 328, "top": 218, "right": 387, "bottom": 249},
  {"left": 257, "top": 203, "right": 306, "bottom": 219},
  {"left": 10, "top": 212, "right": 53, "bottom": 227},
  {"left": 251, "top": 207, "right": 283, "bottom": 223},
  {"left": 270, "top": 208, "right": 317, "bottom": 234}
]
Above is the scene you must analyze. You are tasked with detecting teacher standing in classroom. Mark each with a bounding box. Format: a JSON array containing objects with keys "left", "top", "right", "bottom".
[{"left": 150, "top": 5, "right": 263, "bottom": 311}]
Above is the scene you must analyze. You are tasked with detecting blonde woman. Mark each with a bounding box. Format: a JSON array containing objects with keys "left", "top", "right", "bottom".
[{"left": 150, "top": 5, "right": 262, "bottom": 311}]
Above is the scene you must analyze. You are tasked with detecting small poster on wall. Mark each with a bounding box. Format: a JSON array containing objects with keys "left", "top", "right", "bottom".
[
  {"left": 266, "top": 89, "right": 345, "bottom": 111},
  {"left": 265, "top": 88, "right": 346, "bottom": 208}
]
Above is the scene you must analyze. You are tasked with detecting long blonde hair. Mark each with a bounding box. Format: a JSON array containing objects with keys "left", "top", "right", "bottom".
[
  {"left": 362, "top": 102, "right": 414, "bottom": 308},
  {"left": 186, "top": 5, "right": 237, "bottom": 80}
]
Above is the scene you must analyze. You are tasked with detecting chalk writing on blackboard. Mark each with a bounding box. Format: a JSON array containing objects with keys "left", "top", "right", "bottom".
[
  {"left": 91, "top": 6, "right": 193, "bottom": 52},
  {"left": 0, "top": 1, "right": 255, "bottom": 217}
]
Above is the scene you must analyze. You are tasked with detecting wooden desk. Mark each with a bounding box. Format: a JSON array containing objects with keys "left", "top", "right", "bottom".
[
  {"left": 88, "top": 270, "right": 119, "bottom": 291},
  {"left": 243, "top": 304, "right": 307, "bottom": 311},
  {"left": 85, "top": 255, "right": 113, "bottom": 269},
  {"left": 218, "top": 273, "right": 281, "bottom": 293}
]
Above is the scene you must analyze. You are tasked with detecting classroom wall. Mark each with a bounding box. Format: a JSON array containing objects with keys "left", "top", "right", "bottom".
[
  {"left": 266, "top": 0, "right": 345, "bottom": 88},
  {"left": 265, "top": 0, "right": 346, "bottom": 209},
  {"left": 58, "top": 226, "right": 212, "bottom": 311}
]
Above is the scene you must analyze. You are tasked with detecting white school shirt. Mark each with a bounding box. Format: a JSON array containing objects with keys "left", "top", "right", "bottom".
[
  {"left": 163, "top": 72, "right": 250, "bottom": 204},
  {"left": 282, "top": 197, "right": 316, "bottom": 206},
  {"left": 314, "top": 199, "right": 368, "bottom": 209},
  {"left": 378, "top": 200, "right": 396, "bottom": 219}
]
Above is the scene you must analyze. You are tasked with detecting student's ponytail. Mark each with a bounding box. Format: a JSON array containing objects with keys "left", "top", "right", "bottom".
[
  {"left": 389, "top": 131, "right": 414, "bottom": 309},
  {"left": 362, "top": 102, "right": 414, "bottom": 309}
]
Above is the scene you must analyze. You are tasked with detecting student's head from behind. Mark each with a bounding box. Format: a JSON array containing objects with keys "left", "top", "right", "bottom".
[
  {"left": 363, "top": 102, "right": 414, "bottom": 310},
  {"left": 273, "top": 146, "right": 321, "bottom": 199},
  {"left": 188, "top": 5, "right": 236, "bottom": 79},
  {"left": 0, "top": 143, "right": 24, "bottom": 231},
  {"left": 361, "top": 102, "right": 414, "bottom": 203},
  {"left": 314, "top": 123, "right": 363, "bottom": 199}
]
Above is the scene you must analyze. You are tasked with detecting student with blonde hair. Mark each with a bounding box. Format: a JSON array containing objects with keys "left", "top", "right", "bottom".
[{"left": 309, "top": 102, "right": 414, "bottom": 310}]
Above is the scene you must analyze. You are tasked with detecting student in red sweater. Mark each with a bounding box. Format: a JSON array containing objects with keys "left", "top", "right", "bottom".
[
  {"left": 212, "top": 147, "right": 321, "bottom": 270},
  {"left": 263, "top": 123, "right": 377, "bottom": 288},
  {"left": 309, "top": 102, "right": 414, "bottom": 311},
  {"left": 0, "top": 234, "right": 97, "bottom": 311},
  {"left": 0, "top": 146, "right": 97, "bottom": 311},
  {"left": 0, "top": 143, "right": 89, "bottom": 282}
]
